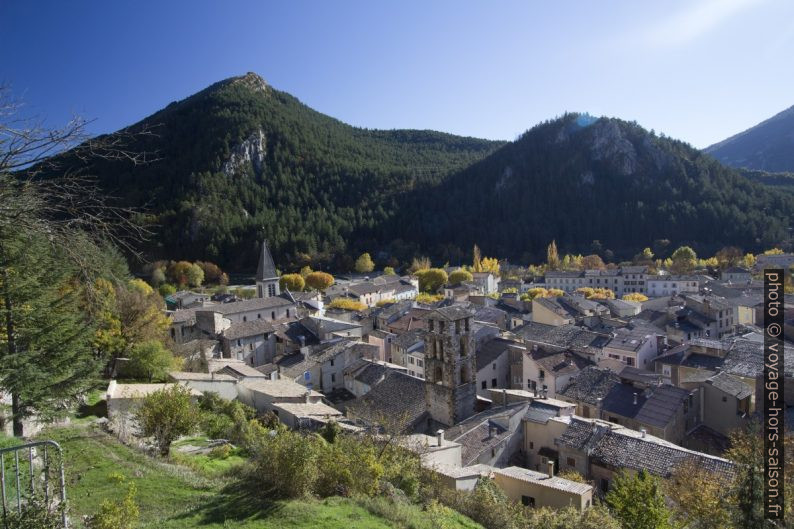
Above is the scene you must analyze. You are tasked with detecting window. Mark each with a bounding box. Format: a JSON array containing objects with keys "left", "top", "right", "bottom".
[
  {"left": 243, "top": 316, "right": 247, "bottom": 322},
  {"left": 539, "top": 369, "right": 545, "bottom": 379},
  {"left": 491, "top": 378, "right": 497, "bottom": 387},
  {"left": 601, "top": 478, "right": 610, "bottom": 492},
  {"left": 271, "top": 311, "right": 275, "bottom": 320},
  {"left": 286, "top": 309, "right": 290, "bottom": 318},
  {"left": 331, "top": 373, "right": 336, "bottom": 383},
  {"left": 521, "top": 496, "right": 535, "bottom": 507},
  {"left": 409, "top": 357, "right": 415, "bottom": 365},
  {"left": 626, "top": 357, "right": 634, "bottom": 367},
  {"left": 482, "top": 380, "right": 487, "bottom": 390},
  {"left": 330, "top": 359, "right": 334, "bottom": 367},
  {"left": 268, "top": 284, "right": 276, "bottom": 297},
  {"left": 257, "top": 313, "right": 261, "bottom": 319},
  {"left": 722, "top": 395, "right": 728, "bottom": 402},
  {"left": 529, "top": 441, "right": 534, "bottom": 449},
  {"left": 429, "top": 320, "right": 434, "bottom": 331},
  {"left": 492, "top": 363, "right": 496, "bottom": 370},
  {"left": 567, "top": 457, "right": 576, "bottom": 467},
  {"left": 417, "top": 359, "right": 423, "bottom": 367}
]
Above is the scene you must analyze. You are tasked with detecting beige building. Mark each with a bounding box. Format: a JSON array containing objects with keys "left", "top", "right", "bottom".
[
  {"left": 531, "top": 298, "right": 575, "bottom": 326},
  {"left": 493, "top": 466, "right": 593, "bottom": 511}
]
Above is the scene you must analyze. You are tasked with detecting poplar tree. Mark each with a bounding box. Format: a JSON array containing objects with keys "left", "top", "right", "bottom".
[{"left": 546, "top": 240, "right": 560, "bottom": 271}]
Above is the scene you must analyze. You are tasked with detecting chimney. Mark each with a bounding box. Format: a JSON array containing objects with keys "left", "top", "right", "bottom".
[
  {"left": 305, "top": 391, "right": 311, "bottom": 403},
  {"left": 502, "top": 388, "right": 507, "bottom": 408},
  {"left": 640, "top": 427, "right": 647, "bottom": 438},
  {"left": 633, "top": 392, "right": 638, "bottom": 405},
  {"left": 489, "top": 425, "right": 497, "bottom": 438},
  {"left": 436, "top": 429, "right": 444, "bottom": 447},
  {"left": 547, "top": 460, "right": 555, "bottom": 478}
]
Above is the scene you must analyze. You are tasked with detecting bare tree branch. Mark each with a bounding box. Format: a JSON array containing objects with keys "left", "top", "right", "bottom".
[{"left": 0, "top": 84, "right": 159, "bottom": 287}]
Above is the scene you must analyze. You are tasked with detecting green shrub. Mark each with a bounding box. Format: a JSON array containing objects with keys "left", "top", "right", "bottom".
[
  {"left": 208, "top": 443, "right": 232, "bottom": 460},
  {"left": 86, "top": 483, "right": 139, "bottom": 529},
  {"left": 199, "top": 410, "right": 234, "bottom": 440},
  {"left": 197, "top": 392, "right": 257, "bottom": 443},
  {"left": 135, "top": 384, "right": 199, "bottom": 457},
  {"left": 247, "top": 428, "right": 319, "bottom": 498},
  {"left": 2, "top": 498, "right": 64, "bottom": 529},
  {"left": 315, "top": 435, "right": 384, "bottom": 497}
]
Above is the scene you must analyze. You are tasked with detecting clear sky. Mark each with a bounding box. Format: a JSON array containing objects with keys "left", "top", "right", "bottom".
[{"left": 3, "top": 0, "right": 793, "bottom": 148}]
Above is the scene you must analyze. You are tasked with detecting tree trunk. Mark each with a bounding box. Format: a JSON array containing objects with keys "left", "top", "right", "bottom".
[
  {"left": 11, "top": 393, "right": 22, "bottom": 437},
  {"left": 1, "top": 266, "right": 23, "bottom": 437}
]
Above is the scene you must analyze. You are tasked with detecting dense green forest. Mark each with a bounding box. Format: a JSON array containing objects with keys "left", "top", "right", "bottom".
[
  {"left": 398, "top": 114, "right": 794, "bottom": 264},
  {"left": 58, "top": 73, "right": 502, "bottom": 270},
  {"left": 43, "top": 73, "right": 794, "bottom": 271}
]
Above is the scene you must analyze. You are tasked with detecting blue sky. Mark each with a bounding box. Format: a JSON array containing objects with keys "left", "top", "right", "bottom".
[{"left": 3, "top": 0, "right": 793, "bottom": 148}]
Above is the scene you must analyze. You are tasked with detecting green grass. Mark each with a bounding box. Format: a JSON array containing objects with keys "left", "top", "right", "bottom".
[
  {"left": 36, "top": 425, "right": 481, "bottom": 528},
  {"left": 170, "top": 437, "right": 247, "bottom": 478}
]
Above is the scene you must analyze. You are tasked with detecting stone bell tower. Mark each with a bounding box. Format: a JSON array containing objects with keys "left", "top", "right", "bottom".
[{"left": 423, "top": 305, "right": 477, "bottom": 426}]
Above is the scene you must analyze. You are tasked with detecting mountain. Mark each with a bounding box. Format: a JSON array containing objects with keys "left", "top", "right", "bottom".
[
  {"left": 56, "top": 73, "right": 503, "bottom": 270},
  {"left": 44, "top": 74, "right": 794, "bottom": 270},
  {"left": 705, "top": 105, "right": 794, "bottom": 172},
  {"left": 397, "top": 114, "right": 794, "bottom": 263}
]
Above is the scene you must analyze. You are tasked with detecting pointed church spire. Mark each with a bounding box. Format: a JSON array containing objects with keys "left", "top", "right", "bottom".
[{"left": 256, "top": 240, "right": 278, "bottom": 281}]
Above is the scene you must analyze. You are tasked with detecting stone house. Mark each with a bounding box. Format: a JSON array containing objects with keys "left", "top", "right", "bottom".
[
  {"left": 220, "top": 318, "right": 277, "bottom": 366},
  {"left": 475, "top": 337, "right": 513, "bottom": 397},
  {"left": 602, "top": 327, "right": 659, "bottom": 370},
  {"left": 555, "top": 418, "right": 734, "bottom": 495},
  {"left": 471, "top": 272, "right": 500, "bottom": 295},
  {"left": 646, "top": 275, "right": 700, "bottom": 298},
  {"left": 558, "top": 366, "right": 697, "bottom": 444},
  {"left": 522, "top": 347, "right": 593, "bottom": 398}
]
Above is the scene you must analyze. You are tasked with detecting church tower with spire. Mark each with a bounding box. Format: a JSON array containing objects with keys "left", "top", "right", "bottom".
[{"left": 256, "top": 240, "right": 280, "bottom": 298}]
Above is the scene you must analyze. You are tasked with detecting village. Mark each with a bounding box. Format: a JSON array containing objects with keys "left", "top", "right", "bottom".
[{"left": 103, "top": 241, "right": 794, "bottom": 514}]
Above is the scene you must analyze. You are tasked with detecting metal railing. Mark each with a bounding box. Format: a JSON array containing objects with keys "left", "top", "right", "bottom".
[{"left": 0, "top": 440, "right": 67, "bottom": 528}]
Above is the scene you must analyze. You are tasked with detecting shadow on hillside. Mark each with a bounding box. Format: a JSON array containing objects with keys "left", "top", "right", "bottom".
[
  {"left": 175, "top": 479, "right": 283, "bottom": 524},
  {"left": 75, "top": 399, "right": 107, "bottom": 420}
]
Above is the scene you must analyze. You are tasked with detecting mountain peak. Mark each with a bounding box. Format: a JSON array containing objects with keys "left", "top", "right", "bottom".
[
  {"left": 229, "top": 71, "right": 269, "bottom": 93},
  {"left": 705, "top": 103, "right": 794, "bottom": 172}
]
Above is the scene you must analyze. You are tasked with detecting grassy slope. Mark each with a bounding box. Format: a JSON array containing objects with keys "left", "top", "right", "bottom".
[{"left": 36, "top": 426, "right": 480, "bottom": 529}]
